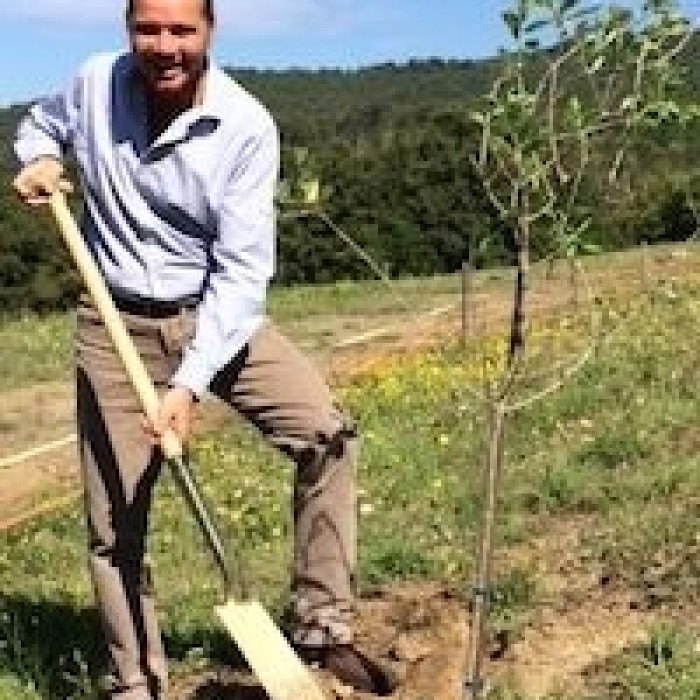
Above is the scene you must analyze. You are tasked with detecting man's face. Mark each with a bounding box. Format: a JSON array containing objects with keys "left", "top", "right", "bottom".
[{"left": 128, "top": 0, "right": 212, "bottom": 100}]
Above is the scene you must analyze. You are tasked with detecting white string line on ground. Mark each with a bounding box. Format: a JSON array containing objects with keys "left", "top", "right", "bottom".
[
  {"left": 0, "top": 300, "right": 460, "bottom": 470},
  {"left": 331, "top": 302, "right": 457, "bottom": 349},
  {"left": 0, "top": 433, "right": 77, "bottom": 469}
]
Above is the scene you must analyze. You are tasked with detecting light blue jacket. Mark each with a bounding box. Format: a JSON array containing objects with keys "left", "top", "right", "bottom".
[{"left": 15, "top": 52, "right": 279, "bottom": 396}]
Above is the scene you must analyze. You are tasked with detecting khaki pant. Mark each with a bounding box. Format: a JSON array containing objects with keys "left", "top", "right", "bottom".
[{"left": 76, "top": 299, "right": 357, "bottom": 699}]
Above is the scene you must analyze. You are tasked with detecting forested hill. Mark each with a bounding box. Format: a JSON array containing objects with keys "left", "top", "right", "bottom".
[
  {"left": 1, "top": 44, "right": 699, "bottom": 312},
  {"left": 0, "top": 58, "right": 502, "bottom": 156},
  {"left": 229, "top": 58, "right": 503, "bottom": 142}
]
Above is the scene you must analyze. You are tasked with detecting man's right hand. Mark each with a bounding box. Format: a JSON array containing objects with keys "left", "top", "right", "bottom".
[{"left": 13, "top": 157, "right": 73, "bottom": 206}]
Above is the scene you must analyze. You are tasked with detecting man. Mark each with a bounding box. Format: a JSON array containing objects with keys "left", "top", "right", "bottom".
[{"left": 13, "top": 0, "right": 396, "bottom": 697}]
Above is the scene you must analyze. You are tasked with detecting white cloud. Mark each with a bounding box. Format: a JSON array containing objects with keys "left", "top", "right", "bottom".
[
  {"left": 0, "top": 0, "right": 370, "bottom": 35},
  {"left": 0, "top": 0, "right": 118, "bottom": 23},
  {"left": 220, "top": 0, "right": 338, "bottom": 34}
]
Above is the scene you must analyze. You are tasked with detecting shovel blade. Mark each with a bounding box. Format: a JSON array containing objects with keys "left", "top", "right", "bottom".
[{"left": 215, "top": 599, "right": 328, "bottom": 700}]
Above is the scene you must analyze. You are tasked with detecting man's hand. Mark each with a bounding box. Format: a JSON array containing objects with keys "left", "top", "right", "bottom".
[
  {"left": 143, "top": 385, "right": 197, "bottom": 446},
  {"left": 13, "top": 156, "right": 73, "bottom": 205}
]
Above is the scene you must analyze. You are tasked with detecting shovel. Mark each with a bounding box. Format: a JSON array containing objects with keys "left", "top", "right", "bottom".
[{"left": 48, "top": 191, "right": 328, "bottom": 700}]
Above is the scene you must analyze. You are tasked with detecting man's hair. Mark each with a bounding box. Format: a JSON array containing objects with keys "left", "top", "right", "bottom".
[{"left": 126, "top": 0, "right": 215, "bottom": 23}]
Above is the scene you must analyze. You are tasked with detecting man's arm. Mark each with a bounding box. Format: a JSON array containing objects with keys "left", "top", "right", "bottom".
[
  {"left": 150, "top": 118, "right": 279, "bottom": 442},
  {"left": 13, "top": 84, "right": 78, "bottom": 204},
  {"left": 171, "top": 119, "right": 279, "bottom": 394}
]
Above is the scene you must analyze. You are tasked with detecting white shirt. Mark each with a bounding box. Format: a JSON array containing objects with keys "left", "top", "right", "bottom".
[{"left": 14, "top": 52, "right": 279, "bottom": 396}]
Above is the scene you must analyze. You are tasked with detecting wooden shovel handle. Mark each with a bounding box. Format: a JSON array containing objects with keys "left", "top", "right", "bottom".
[{"left": 48, "top": 191, "right": 182, "bottom": 460}]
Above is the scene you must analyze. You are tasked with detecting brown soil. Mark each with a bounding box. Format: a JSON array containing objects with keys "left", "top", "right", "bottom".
[
  {"left": 0, "top": 381, "right": 79, "bottom": 530},
  {"left": 503, "top": 592, "right": 654, "bottom": 698},
  {"left": 490, "top": 516, "right": 662, "bottom": 698},
  {"left": 0, "top": 380, "right": 75, "bottom": 459},
  {"left": 172, "top": 583, "right": 469, "bottom": 700},
  {"left": 168, "top": 527, "right": 672, "bottom": 700}
]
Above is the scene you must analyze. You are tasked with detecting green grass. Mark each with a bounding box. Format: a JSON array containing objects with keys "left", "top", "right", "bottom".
[
  {"left": 579, "top": 626, "right": 700, "bottom": 699},
  {"left": 2, "top": 261, "right": 700, "bottom": 697},
  {"left": 0, "top": 273, "right": 467, "bottom": 393},
  {"left": 268, "top": 274, "right": 462, "bottom": 319},
  {"left": 0, "top": 243, "right": 682, "bottom": 390},
  {"left": 0, "top": 312, "right": 74, "bottom": 391}
]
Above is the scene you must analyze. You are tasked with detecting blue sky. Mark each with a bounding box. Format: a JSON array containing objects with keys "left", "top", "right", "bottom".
[{"left": 0, "top": 0, "right": 699, "bottom": 106}]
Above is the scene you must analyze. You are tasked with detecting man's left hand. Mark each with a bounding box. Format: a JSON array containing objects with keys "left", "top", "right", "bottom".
[{"left": 143, "top": 385, "right": 196, "bottom": 446}]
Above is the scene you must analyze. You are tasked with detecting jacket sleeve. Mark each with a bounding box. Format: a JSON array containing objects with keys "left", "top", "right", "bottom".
[
  {"left": 170, "top": 117, "right": 279, "bottom": 396},
  {"left": 13, "top": 74, "right": 81, "bottom": 165}
]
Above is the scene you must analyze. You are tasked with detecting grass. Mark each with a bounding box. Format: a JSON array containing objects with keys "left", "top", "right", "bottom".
[
  {"left": 0, "top": 244, "right": 687, "bottom": 390},
  {"left": 580, "top": 626, "right": 700, "bottom": 699},
  {"left": 0, "top": 273, "right": 468, "bottom": 393},
  {"left": 2, "top": 249, "right": 700, "bottom": 697},
  {"left": 0, "top": 312, "right": 74, "bottom": 391}
]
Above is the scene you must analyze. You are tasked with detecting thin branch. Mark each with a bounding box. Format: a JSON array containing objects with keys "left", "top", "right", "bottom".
[
  {"left": 505, "top": 325, "right": 599, "bottom": 412},
  {"left": 523, "top": 193, "right": 556, "bottom": 225},
  {"left": 470, "top": 155, "right": 512, "bottom": 222},
  {"left": 281, "top": 208, "right": 393, "bottom": 283}
]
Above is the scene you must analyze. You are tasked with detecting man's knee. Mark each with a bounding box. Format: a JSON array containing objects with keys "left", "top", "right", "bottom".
[{"left": 282, "top": 409, "right": 358, "bottom": 485}]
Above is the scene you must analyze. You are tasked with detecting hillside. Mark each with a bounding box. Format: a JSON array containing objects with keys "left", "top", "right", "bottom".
[
  {"left": 2, "top": 246, "right": 700, "bottom": 698},
  {"left": 0, "top": 56, "right": 511, "bottom": 312},
  {"left": 1, "top": 35, "right": 699, "bottom": 311},
  {"left": 0, "top": 58, "right": 499, "bottom": 164}
]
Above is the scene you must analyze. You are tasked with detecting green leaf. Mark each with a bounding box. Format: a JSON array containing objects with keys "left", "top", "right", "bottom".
[
  {"left": 560, "top": 0, "right": 580, "bottom": 13},
  {"left": 300, "top": 179, "right": 321, "bottom": 205},
  {"left": 586, "top": 55, "right": 606, "bottom": 75},
  {"left": 503, "top": 10, "right": 523, "bottom": 38},
  {"left": 568, "top": 5, "right": 602, "bottom": 22},
  {"left": 524, "top": 19, "right": 551, "bottom": 33}
]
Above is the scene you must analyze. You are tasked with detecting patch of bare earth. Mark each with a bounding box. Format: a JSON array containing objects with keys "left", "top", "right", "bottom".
[
  {"left": 0, "top": 381, "right": 80, "bottom": 530},
  {"left": 0, "top": 380, "right": 74, "bottom": 459},
  {"left": 501, "top": 593, "right": 653, "bottom": 698},
  {"left": 171, "top": 582, "right": 469, "bottom": 700},
  {"left": 488, "top": 516, "right": 669, "bottom": 698},
  {"left": 169, "top": 517, "right": 670, "bottom": 700}
]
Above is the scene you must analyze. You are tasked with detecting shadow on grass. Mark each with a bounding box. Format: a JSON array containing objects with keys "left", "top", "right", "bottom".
[
  {"left": 0, "top": 594, "right": 104, "bottom": 698},
  {"left": 0, "top": 594, "right": 270, "bottom": 699},
  {"left": 185, "top": 679, "right": 269, "bottom": 699}
]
